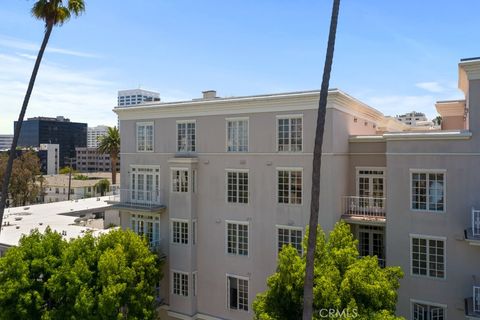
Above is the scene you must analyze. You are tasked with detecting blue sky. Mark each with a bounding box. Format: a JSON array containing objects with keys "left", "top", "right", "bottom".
[{"left": 0, "top": 0, "right": 479, "bottom": 133}]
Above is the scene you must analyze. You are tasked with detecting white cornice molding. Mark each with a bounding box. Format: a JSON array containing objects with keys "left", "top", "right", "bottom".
[
  {"left": 383, "top": 130, "right": 472, "bottom": 141},
  {"left": 349, "top": 135, "right": 385, "bottom": 143},
  {"left": 114, "top": 90, "right": 386, "bottom": 124},
  {"left": 435, "top": 100, "right": 466, "bottom": 117},
  {"left": 459, "top": 59, "right": 480, "bottom": 93},
  {"left": 167, "top": 157, "right": 199, "bottom": 164}
]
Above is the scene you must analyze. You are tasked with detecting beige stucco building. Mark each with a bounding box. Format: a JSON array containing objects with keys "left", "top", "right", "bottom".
[{"left": 113, "top": 58, "right": 480, "bottom": 320}]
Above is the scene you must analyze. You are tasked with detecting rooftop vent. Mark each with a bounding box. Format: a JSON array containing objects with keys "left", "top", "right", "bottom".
[{"left": 202, "top": 90, "right": 217, "bottom": 100}]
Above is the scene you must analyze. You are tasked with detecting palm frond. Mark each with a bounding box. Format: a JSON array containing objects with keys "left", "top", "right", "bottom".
[{"left": 31, "top": 0, "right": 85, "bottom": 26}]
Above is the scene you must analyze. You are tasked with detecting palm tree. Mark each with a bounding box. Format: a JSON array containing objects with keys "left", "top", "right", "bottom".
[
  {"left": 0, "top": 0, "right": 85, "bottom": 232},
  {"left": 302, "top": 0, "right": 341, "bottom": 319},
  {"left": 98, "top": 127, "right": 120, "bottom": 185}
]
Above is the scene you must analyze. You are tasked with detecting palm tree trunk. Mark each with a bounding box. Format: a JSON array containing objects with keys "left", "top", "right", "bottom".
[
  {"left": 302, "top": 1, "right": 341, "bottom": 319},
  {"left": 111, "top": 155, "right": 117, "bottom": 185},
  {"left": 0, "top": 22, "right": 54, "bottom": 233}
]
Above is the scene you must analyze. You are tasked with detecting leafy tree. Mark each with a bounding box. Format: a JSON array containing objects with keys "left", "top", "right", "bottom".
[
  {"left": 95, "top": 179, "right": 110, "bottom": 196},
  {"left": 254, "top": 222, "right": 404, "bottom": 320},
  {"left": 0, "top": 228, "right": 163, "bottom": 319},
  {"left": 73, "top": 174, "right": 89, "bottom": 180},
  {"left": 0, "top": 0, "right": 86, "bottom": 232},
  {"left": 304, "top": 0, "right": 341, "bottom": 318},
  {"left": 59, "top": 167, "right": 78, "bottom": 175},
  {"left": 0, "top": 151, "right": 42, "bottom": 206},
  {"left": 97, "top": 127, "right": 120, "bottom": 185}
]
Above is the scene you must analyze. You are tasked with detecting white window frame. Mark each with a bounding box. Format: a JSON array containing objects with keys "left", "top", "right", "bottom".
[
  {"left": 136, "top": 122, "right": 154, "bottom": 152},
  {"left": 226, "top": 117, "right": 249, "bottom": 152},
  {"left": 130, "top": 213, "right": 161, "bottom": 245},
  {"left": 226, "top": 274, "right": 249, "bottom": 312},
  {"left": 276, "top": 114, "right": 303, "bottom": 152},
  {"left": 225, "top": 220, "right": 249, "bottom": 256},
  {"left": 129, "top": 165, "right": 160, "bottom": 204},
  {"left": 409, "top": 234, "right": 447, "bottom": 280},
  {"left": 355, "top": 167, "right": 386, "bottom": 196},
  {"left": 171, "top": 270, "right": 189, "bottom": 297},
  {"left": 410, "top": 299, "right": 447, "bottom": 320},
  {"left": 276, "top": 225, "right": 303, "bottom": 255},
  {"left": 225, "top": 169, "right": 249, "bottom": 204},
  {"left": 410, "top": 169, "right": 446, "bottom": 213},
  {"left": 176, "top": 120, "right": 196, "bottom": 153},
  {"left": 171, "top": 168, "right": 189, "bottom": 193},
  {"left": 276, "top": 167, "right": 303, "bottom": 205},
  {"left": 171, "top": 219, "right": 189, "bottom": 245}
]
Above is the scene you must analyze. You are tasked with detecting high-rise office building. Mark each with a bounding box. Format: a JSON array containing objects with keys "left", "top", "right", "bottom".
[
  {"left": 15, "top": 116, "right": 87, "bottom": 168},
  {"left": 87, "top": 125, "right": 109, "bottom": 148},
  {"left": 117, "top": 89, "right": 160, "bottom": 107}
]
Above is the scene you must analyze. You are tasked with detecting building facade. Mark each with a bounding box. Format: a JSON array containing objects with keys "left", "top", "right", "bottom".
[
  {"left": 395, "top": 111, "right": 430, "bottom": 126},
  {"left": 0, "top": 134, "right": 13, "bottom": 150},
  {"left": 38, "top": 143, "right": 59, "bottom": 175},
  {"left": 87, "top": 125, "right": 109, "bottom": 148},
  {"left": 15, "top": 116, "right": 87, "bottom": 167},
  {"left": 76, "top": 147, "right": 120, "bottom": 173},
  {"left": 113, "top": 58, "right": 480, "bottom": 320},
  {"left": 117, "top": 89, "right": 160, "bottom": 107}
]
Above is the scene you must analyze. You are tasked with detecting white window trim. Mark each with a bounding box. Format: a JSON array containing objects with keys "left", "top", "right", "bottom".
[
  {"left": 410, "top": 299, "right": 447, "bottom": 320},
  {"left": 225, "top": 169, "right": 250, "bottom": 205},
  {"left": 170, "top": 167, "right": 190, "bottom": 193},
  {"left": 225, "top": 220, "right": 250, "bottom": 257},
  {"left": 136, "top": 122, "right": 154, "bottom": 152},
  {"left": 276, "top": 167, "right": 304, "bottom": 206},
  {"left": 176, "top": 119, "right": 197, "bottom": 153},
  {"left": 275, "top": 225, "right": 303, "bottom": 255},
  {"left": 226, "top": 273, "right": 250, "bottom": 312},
  {"left": 355, "top": 166, "right": 386, "bottom": 196},
  {"left": 225, "top": 117, "right": 250, "bottom": 153},
  {"left": 171, "top": 269, "right": 189, "bottom": 297},
  {"left": 276, "top": 114, "right": 304, "bottom": 153},
  {"left": 192, "top": 219, "right": 197, "bottom": 245},
  {"left": 170, "top": 218, "right": 190, "bottom": 245},
  {"left": 409, "top": 234, "right": 447, "bottom": 280},
  {"left": 409, "top": 169, "right": 446, "bottom": 213}
]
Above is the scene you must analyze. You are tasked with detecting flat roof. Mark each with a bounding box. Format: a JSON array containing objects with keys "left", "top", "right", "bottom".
[
  {"left": 0, "top": 197, "right": 114, "bottom": 248},
  {"left": 44, "top": 172, "right": 120, "bottom": 188}
]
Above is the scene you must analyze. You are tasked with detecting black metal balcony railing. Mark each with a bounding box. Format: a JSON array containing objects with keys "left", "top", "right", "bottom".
[{"left": 342, "top": 196, "right": 386, "bottom": 218}]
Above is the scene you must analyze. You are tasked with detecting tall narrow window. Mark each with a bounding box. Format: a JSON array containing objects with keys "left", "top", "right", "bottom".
[
  {"left": 172, "top": 271, "right": 189, "bottom": 296},
  {"left": 177, "top": 121, "right": 196, "bottom": 152},
  {"left": 226, "top": 170, "right": 249, "bottom": 204},
  {"left": 277, "top": 115, "right": 302, "bottom": 152},
  {"left": 172, "top": 220, "right": 189, "bottom": 244},
  {"left": 227, "top": 276, "right": 249, "bottom": 311},
  {"left": 277, "top": 227, "right": 303, "bottom": 254},
  {"left": 412, "top": 301, "right": 445, "bottom": 320},
  {"left": 226, "top": 222, "right": 248, "bottom": 256},
  {"left": 411, "top": 171, "right": 445, "bottom": 211},
  {"left": 411, "top": 235, "right": 445, "bottom": 279},
  {"left": 137, "top": 122, "right": 154, "bottom": 152},
  {"left": 277, "top": 168, "right": 303, "bottom": 204},
  {"left": 227, "top": 118, "right": 248, "bottom": 152},
  {"left": 172, "top": 169, "right": 189, "bottom": 193}
]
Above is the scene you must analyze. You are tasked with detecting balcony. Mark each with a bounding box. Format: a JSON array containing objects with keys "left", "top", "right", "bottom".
[
  {"left": 465, "top": 286, "right": 480, "bottom": 319},
  {"left": 342, "top": 196, "right": 386, "bottom": 225},
  {"left": 108, "top": 189, "right": 166, "bottom": 212},
  {"left": 465, "top": 208, "right": 480, "bottom": 245}
]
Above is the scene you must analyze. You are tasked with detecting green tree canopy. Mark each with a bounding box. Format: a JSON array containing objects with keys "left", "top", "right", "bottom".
[
  {"left": 95, "top": 179, "right": 110, "bottom": 196},
  {"left": 0, "top": 228, "right": 163, "bottom": 320},
  {"left": 253, "top": 222, "right": 404, "bottom": 320}
]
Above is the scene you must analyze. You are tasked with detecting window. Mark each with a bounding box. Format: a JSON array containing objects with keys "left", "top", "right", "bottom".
[
  {"left": 227, "top": 275, "right": 249, "bottom": 311},
  {"left": 412, "top": 301, "right": 445, "bottom": 320},
  {"left": 172, "top": 220, "right": 189, "bottom": 244},
  {"left": 192, "top": 220, "right": 197, "bottom": 245},
  {"left": 130, "top": 166, "right": 160, "bottom": 204},
  {"left": 172, "top": 169, "right": 189, "bottom": 193},
  {"left": 172, "top": 271, "right": 189, "bottom": 296},
  {"left": 277, "top": 227, "right": 303, "bottom": 255},
  {"left": 137, "top": 122, "right": 154, "bottom": 152},
  {"left": 227, "top": 118, "right": 248, "bottom": 152},
  {"left": 193, "top": 271, "right": 197, "bottom": 297},
  {"left": 177, "top": 121, "right": 196, "bottom": 152},
  {"left": 411, "top": 171, "right": 445, "bottom": 211},
  {"left": 226, "top": 222, "right": 248, "bottom": 256},
  {"left": 226, "top": 170, "right": 249, "bottom": 204},
  {"left": 277, "top": 168, "right": 303, "bottom": 204},
  {"left": 277, "top": 115, "right": 302, "bottom": 152},
  {"left": 130, "top": 214, "right": 160, "bottom": 246},
  {"left": 411, "top": 235, "right": 445, "bottom": 279}
]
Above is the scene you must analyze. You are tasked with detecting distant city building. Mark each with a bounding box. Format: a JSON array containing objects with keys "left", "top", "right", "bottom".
[
  {"left": 76, "top": 147, "right": 120, "bottom": 173},
  {"left": 38, "top": 144, "right": 59, "bottom": 175},
  {"left": 87, "top": 125, "right": 109, "bottom": 148},
  {"left": 0, "top": 134, "right": 13, "bottom": 150},
  {"left": 42, "top": 172, "right": 120, "bottom": 203},
  {"left": 15, "top": 116, "right": 87, "bottom": 167},
  {"left": 117, "top": 89, "right": 160, "bottom": 107},
  {"left": 395, "top": 111, "right": 430, "bottom": 126}
]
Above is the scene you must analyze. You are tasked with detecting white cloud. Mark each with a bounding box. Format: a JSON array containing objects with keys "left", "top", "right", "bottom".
[
  {"left": 0, "top": 52, "right": 118, "bottom": 134},
  {"left": 415, "top": 81, "right": 445, "bottom": 93}
]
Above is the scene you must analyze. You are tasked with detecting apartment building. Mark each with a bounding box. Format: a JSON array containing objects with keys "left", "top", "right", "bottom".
[
  {"left": 395, "top": 111, "right": 429, "bottom": 126},
  {"left": 0, "top": 134, "right": 13, "bottom": 150},
  {"left": 76, "top": 147, "right": 120, "bottom": 173},
  {"left": 87, "top": 125, "right": 109, "bottom": 148},
  {"left": 113, "top": 58, "right": 480, "bottom": 320},
  {"left": 117, "top": 89, "right": 160, "bottom": 107}
]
